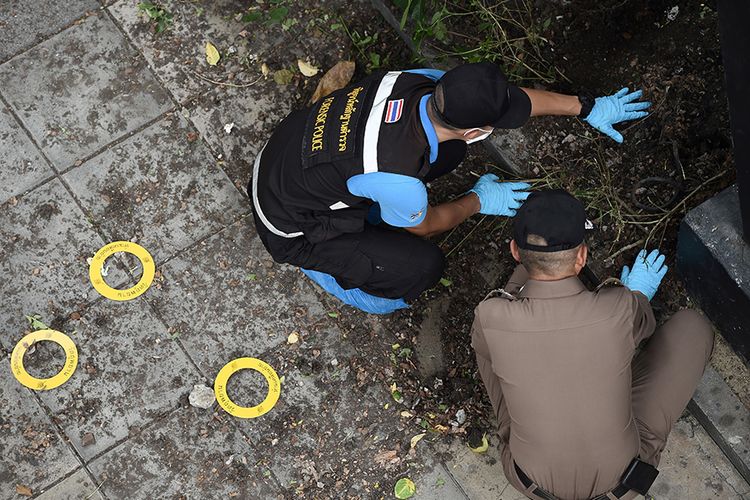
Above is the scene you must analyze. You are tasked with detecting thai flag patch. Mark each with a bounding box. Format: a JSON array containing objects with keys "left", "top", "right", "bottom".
[{"left": 384, "top": 99, "right": 404, "bottom": 123}]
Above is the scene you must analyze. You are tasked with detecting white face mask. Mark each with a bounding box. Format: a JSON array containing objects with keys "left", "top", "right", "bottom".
[{"left": 463, "top": 127, "right": 493, "bottom": 144}]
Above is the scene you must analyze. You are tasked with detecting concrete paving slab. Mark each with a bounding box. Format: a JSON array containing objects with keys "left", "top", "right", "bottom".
[
  {"left": 408, "top": 455, "right": 469, "bottom": 500},
  {"left": 0, "top": 13, "right": 172, "bottom": 170},
  {"left": 233, "top": 345, "right": 418, "bottom": 496},
  {"left": 185, "top": 81, "right": 295, "bottom": 189},
  {"left": 0, "top": 178, "right": 125, "bottom": 351},
  {"left": 36, "top": 468, "right": 104, "bottom": 500},
  {"left": 146, "top": 220, "right": 334, "bottom": 376},
  {"left": 653, "top": 413, "right": 750, "bottom": 499},
  {"left": 0, "top": 0, "right": 99, "bottom": 63},
  {"left": 34, "top": 298, "right": 201, "bottom": 462},
  {"left": 436, "top": 436, "right": 510, "bottom": 500},
  {"left": 689, "top": 366, "right": 750, "bottom": 484},
  {"left": 87, "top": 405, "right": 283, "bottom": 499},
  {"left": 108, "top": 0, "right": 286, "bottom": 104},
  {"left": 0, "top": 104, "right": 54, "bottom": 205},
  {"left": 435, "top": 412, "right": 749, "bottom": 499},
  {"left": 63, "top": 113, "right": 248, "bottom": 263},
  {"left": 0, "top": 361, "right": 81, "bottom": 496}
]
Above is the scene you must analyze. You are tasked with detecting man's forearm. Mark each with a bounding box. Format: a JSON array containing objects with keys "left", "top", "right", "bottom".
[
  {"left": 408, "top": 193, "right": 480, "bottom": 238},
  {"left": 521, "top": 87, "right": 582, "bottom": 117}
]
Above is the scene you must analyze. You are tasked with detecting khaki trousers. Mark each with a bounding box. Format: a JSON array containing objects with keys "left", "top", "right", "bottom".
[{"left": 494, "top": 265, "right": 715, "bottom": 500}]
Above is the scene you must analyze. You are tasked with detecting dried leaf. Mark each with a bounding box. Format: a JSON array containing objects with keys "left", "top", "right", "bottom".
[
  {"left": 205, "top": 42, "right": 220, "bottom": 66},
  {"left": 468, "top": 434, "right": 489, "bottom": 453},
  {"left": 373, "top": 449, "right": 398, "bottom": 467},
  {"left": 261, "top": 62, "right": 270, "bottom": 76},
  {"left": 287, "top": 331, "right": 299, "bottom": 344},
  {"left": 410, "top": 432, "right": 426, "bottom": 449},
  {"left": 297, "top": 59, "right": 319, "bottom": 77},
  {"left": 310, "top": 60, "right": 355, "bottom": 104},
  {"left": 15, "top": 484, "right": 33, "bottom": 497},
  {"left": 273, "top": 68, "right": 294, "bottom": 85}
]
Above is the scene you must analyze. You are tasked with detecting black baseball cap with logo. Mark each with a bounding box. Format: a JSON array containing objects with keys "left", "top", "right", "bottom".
[
  {"left": 513, "top": 190, "right": 588, "bottom": 252},
  {"left": 437, "top": 62, "right": 532, "bottom": 129}
]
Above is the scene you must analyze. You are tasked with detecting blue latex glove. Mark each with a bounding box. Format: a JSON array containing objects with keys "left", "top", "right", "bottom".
[
  {"left": 468, "top": 174, "right": 531, "bottom": 216},
  {"left": 620, "top": 249, "right": 668, "bottom": 301},
  {"left": 585, "top": 88, "right": 651, "bottom": 143},
  {"left": 301, "top": 268, "right": 408, "bottom": 314}
]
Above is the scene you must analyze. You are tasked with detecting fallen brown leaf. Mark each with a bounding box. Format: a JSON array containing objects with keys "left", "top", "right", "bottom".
[
  {"left": 15, "top": 484, "right": 33, "bottom": 497},
  {"left": 310, "top": 61, "right": 355, "bottom": 104},
  {"left": 373, "top": 449, "right": 399, "bottom": 467}
]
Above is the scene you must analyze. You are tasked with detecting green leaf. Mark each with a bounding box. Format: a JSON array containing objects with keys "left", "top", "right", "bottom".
[
  {"left": 394, "top": 478, "right": 416, "bottom": 499},
  {"left": 327, "top": 311, "right": 339, "bottom": 318},
  {"left": 281, "top": 17, "right": 298, "bottom": 31},
  {"left": 330, "top": 23, "right": 343, "bottom": 31},
  {"left": 368, "top": 52, "right": 381, "bottom": 69},
  {"left": 25, "top": 314, "right": 48, "bottom": 331},
  {"left": 246, "top": 273, "right": 257, "bottom": 281},
  {"left": 399, "top": 0, "right": 413, "bottom": 29},
  {"left": 439, "top": 277, "right": 452, "bottom": 287},
  {"left": 268, "top": 6, "right": 289, "bottom": 24},
  {"left": 438, "top": 403, "right": 448, "bottom": 411},
  {"left": 241, "top": 11, "right": 262, "bottom": 23},
  {"left": 435, "top": 477, "right": 446, "bottom": 488},
  {"left": 273, "top": 68, "right": 294, "bottom": 85},
  {"left": 391, "top": 389, "right": 403, "bottom": 403},
  {"left": 398, "top": 347, "right": 412, "bottom": 358}
]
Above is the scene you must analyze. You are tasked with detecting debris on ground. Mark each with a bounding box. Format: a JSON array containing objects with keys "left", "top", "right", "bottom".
[{"left": 188, "top": 384, "right": 216, "bottom": 409}]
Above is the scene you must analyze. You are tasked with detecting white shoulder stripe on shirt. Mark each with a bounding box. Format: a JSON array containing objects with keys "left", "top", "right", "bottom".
[{"left": 362, "top": 71, "right": 401, "bottom": 174}]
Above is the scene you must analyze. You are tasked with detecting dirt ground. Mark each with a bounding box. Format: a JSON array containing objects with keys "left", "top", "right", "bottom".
[{"left": 316, "top": 0, "right": 748, "bottom": 441}]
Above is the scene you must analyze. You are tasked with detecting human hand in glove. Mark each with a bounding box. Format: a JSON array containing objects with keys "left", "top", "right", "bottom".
[
  {"left": 468, "top": 174, "right": 531, "bottom": 216},
  {"left": 583, "top": 88, "right": 651, "bottom": 143},
  {"left": 620, "top": 249, "right": 668, "bottom": 301}
]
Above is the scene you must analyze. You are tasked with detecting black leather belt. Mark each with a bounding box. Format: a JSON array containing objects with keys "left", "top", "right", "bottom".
[{"left": 514, "top": 462, "right": 630, "bottom": 500}]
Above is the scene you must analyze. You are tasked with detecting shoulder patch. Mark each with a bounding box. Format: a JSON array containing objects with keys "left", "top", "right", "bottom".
[
  {"left": 482, "top": 288, "right": 517, "bottom": 302},
  {"left": 384, "top": 98, "right": 404, "bottom": 123},
  {"left": 594, "top": 277, "right": 626, "bottom": 292},
  {"left": 408, "top": 208, "right": 424, "bottom": 221}
]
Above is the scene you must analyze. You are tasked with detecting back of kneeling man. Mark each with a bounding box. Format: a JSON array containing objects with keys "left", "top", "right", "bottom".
[{"left": 471, "top": 190, "right": 714, "bottom": 500}]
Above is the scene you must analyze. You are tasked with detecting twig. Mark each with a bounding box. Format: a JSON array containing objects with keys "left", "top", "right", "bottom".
[
  {"left": 606, "top": 169, "right": 730, "bottom": 260},
  {"left": 187, "top": 68, "right": 263, "bottom": 88},
  {"left": 85, "top": 481, "right": 105, "bottom": 500},
  {"left": 606, "top": 239, "right": 645, "bottom": 263},
  {"left": 445, "top": 215, "right": 488, "bottom": 258}
]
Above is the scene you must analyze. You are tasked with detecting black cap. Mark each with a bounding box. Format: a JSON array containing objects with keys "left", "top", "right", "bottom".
[
  {"left": 438, "top": 62, "right": 532, "bottom": 129},
  {"left": 513, "top": 190, "right": 587, "bottom": 252}
]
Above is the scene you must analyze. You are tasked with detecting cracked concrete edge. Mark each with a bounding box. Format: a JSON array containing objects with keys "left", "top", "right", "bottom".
[{"left": 688, "top": 366, "right": 750, "bottom": 485}]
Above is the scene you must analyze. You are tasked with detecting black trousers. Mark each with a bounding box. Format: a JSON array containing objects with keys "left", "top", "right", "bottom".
[{"left": 252, "top": 140, "right": 466, "bottom": 300}]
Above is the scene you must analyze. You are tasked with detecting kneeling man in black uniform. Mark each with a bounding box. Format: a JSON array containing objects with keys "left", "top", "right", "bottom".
[{"left": 249, "top": 63, "right": 650, "bottom": 313}]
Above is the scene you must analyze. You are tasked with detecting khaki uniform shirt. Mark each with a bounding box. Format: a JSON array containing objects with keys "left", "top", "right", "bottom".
[{"left": 471, "top": 272, "right": 656, "bottom": 499}]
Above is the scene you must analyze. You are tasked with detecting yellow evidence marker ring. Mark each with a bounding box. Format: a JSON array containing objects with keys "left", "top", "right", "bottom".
[
  {"left": 11, "top": 330, "right": 78, "bottom": 390},
  {"left": 214, "top": 358, "right": 281, "bottom": 419},
  {"left": 89, "top": 241, "right": 155, "bottom": 301}
]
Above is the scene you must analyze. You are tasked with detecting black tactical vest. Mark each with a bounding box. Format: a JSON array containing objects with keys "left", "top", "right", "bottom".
[{"left": 253, "top": 71, "right": 436, "bottom": 244}]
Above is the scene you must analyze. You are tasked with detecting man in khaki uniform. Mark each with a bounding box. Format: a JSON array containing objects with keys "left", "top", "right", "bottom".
[{"left": 471, "top": 190, "right": 714, "bottom": 500}]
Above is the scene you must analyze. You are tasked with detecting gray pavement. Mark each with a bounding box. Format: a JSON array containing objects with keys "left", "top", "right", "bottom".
[{"left": 1, "top": 2, "right": 748, "bottom": 499}]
